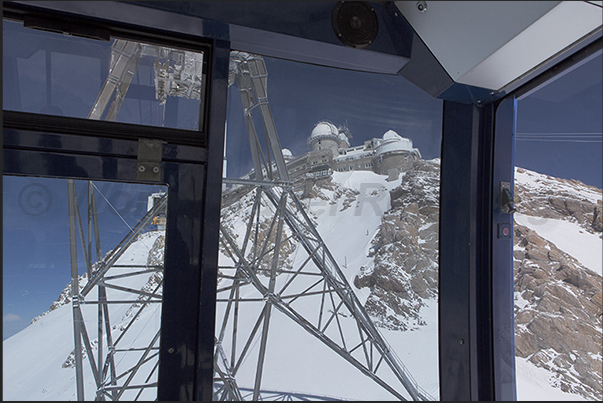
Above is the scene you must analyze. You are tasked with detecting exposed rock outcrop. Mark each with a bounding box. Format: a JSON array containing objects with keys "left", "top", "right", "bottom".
[
  {"left": 513, "top": 223, "right": 602, "bottom": 400},
  {"left": 514, "top": 167, "right": 602, "bottom": 235},
  {"left": 354, "top": 159, "right": 439, "bottom": 331},
  {"left": 513, "top": 168, "right": 602, "bottom": 401},
  {"left": 353, "top": 162, "right": 602, "bottom": 400},
  {"left": 220, "top": 161, "right": 602, "bottom": 400}
]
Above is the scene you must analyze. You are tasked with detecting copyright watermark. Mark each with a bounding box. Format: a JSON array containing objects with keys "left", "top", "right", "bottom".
[
  {"left": 18, "top": 183, "right": 52, "bottom": 216},
  {"left": 15, "top": 181, "right": 163, "bottom": 218}
]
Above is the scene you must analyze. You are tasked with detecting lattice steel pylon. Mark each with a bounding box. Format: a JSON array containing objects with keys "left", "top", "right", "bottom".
[
  {"left": 215, "top": 51, "right": 432, "bottom": 401},
  {"left": 85, "top": 37, "right": 433, "bottom": 400},
  {"left": 67, "top": 180, "right": 167, "bottom": 400},
  {"left": 88, "top": 38, "right": 203, "bottom": 122},
  {"left": 66, "top": 36, "right": 194, "bottom": 400}
]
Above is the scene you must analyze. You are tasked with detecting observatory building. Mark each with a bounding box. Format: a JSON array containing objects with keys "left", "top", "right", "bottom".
[{"left": 286, "top": 120, "right": 422, "bottom": 188}]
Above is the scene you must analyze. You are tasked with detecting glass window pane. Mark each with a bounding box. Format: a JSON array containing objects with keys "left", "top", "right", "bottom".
[
  {"left": 3, "top": 19, "right": 204, "bottom": 131},
  {"left": 513, "top": 54, "right": 602, "bottom": 401},
  {"left": 3, "top": 176, "right": 168, "bottom": 401},
  {"left": 217, "top": 52, "right": 442, "bottom": 400}
]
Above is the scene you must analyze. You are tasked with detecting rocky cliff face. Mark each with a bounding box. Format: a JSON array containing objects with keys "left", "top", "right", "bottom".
[
  {"left": 514, "top": 167, "right": 602, "bottom": 234},
  {"left": 513, "top": 222, "right": 602, "bottom": 400},
  {"left": 354, "top": 159, "right": 439, "bottom": 331},
  {"left": 512, "top": 168, "right": 602, "bottom": 401},
  {"left": 349, "top": 162, "right": 601, "bottom": 400}
]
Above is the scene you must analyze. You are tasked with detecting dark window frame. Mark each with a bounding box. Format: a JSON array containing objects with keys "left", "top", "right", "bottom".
[
  {"left": 3, "top": 5, "right": 214, "bottom": 148},
  {"left": 2, "top": 6, "right": 230, "bottom": 400}
]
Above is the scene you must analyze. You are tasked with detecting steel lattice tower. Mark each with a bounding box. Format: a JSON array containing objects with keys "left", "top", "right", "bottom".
[
  {"left": 67, "top": 181, "right": 166, "bottom": 400},
  {"left": 214, "top": 52, "right": 431, "bottom": 401},
  {"left": 77, "top": 40, "right": 432, "bottom": 400}
]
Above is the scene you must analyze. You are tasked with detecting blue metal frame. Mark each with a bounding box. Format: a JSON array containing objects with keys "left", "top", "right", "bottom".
[
  {"left": 438, "top": 101, "right": 476, "bottom": 400},
  {"left": 438, "top": 98, "right": 516, "bottom": 400},
  {"left": 194, "top": 38, "right": 230, "bottom": 401},
  {"left": 126, "top": 1, "right": 414, "bottom": 73},
  {"left": 438, "top": 101, "right": 490, "bottom": 400},
  {"left": 491, "top": 97, "right": 518, "bottom": 401},
  {"left": 2, "top": 6, "right": 229, "bottom": 399}
]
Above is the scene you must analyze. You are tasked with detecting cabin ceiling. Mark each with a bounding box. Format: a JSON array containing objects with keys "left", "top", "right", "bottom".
[
  {"left": 4, "top": 0, "right": 601, "bottom": 101},
  {"left": 394, "top": 0, "right": 603, "bottom": 91}
]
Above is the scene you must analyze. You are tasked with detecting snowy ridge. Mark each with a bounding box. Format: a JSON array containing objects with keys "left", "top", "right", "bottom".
[
  {"left": 515, "top": 213, "right": 602, "bottom": 276},
  {"left": 515, "top": 167, "right": 602, "bottom": 205}
]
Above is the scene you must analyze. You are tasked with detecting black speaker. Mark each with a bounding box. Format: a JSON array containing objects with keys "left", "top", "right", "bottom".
[{"left": 332, "top": 1, "right": 379, "bottom": 49}]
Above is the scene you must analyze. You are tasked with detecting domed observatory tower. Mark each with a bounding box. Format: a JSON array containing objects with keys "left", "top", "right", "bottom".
[
  {"left": 374, "top": 130, "right": 421, "bottom": 180},
  {"left": 307, "top": 120, "right": 349, "bottom": 158}
]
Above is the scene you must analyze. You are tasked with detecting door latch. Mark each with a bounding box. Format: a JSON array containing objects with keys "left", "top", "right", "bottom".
[{"left": 499, "top": 181, "right": 517, "bottom": 214}]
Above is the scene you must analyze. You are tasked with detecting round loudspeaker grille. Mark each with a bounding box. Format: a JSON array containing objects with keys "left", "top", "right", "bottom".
[{"left": 332, "top": 1, "right": 379, "bottom": 49}]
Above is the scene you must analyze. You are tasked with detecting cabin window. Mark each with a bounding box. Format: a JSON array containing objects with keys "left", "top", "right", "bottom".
[
  {"left": 2, "top": 20, "right": 206, "bottom": 132},
  {"left": 511, "top": 52, "right": 602, "bottom": 400},
  {"left": 3, "top": 14, "right": 217, "bottom": 401},
  {"left": 220, "top": 50, "right": 443, "bottom": 400}
]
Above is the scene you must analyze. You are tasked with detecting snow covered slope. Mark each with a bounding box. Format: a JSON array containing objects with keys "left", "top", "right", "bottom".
[
  {"left": 515, "top": 213, "right": 602, "bottom": 276},
  {"left": 3, "top": 231, "right": 165, "bottom": 401},
  {"left": 513, "top": 167, "right": 602, "bottom": 401},
  {"left": 3, "top": 164, "right": 601, "bottom": 401}
]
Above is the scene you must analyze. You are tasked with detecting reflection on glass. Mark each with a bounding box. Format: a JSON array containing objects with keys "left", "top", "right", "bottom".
[
  {"left": 513, "top": 53, "right": 602, "bottom": 401},
  {"left": 3, "top": 19, "right": 204, "bottom": 130},
  {"left": 2, "top": 177, "right": 168, "bottom": 400},
  {"left": 217, "top": 52, "right": 442, "bottom": 400}
]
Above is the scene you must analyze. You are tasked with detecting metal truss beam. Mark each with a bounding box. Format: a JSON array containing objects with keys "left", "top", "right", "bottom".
[{"left": 67, "top": 180, "right": 166, "bottom": 400}]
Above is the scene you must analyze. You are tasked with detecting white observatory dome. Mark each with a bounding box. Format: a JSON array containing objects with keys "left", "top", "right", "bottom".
[
  {"left": 376, "top": 130, "right": 414, "bottom": 155},
  {"left": 282, "top": 148, "right": 293, "bottom": 159},
  {"left": 309, "top": 121, "right": 339, "bottom": 143}
]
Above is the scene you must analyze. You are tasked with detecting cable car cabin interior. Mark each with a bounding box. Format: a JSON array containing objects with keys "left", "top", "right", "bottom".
[{"left": 2, "top": 1, "right": 602, "bottom": 401}]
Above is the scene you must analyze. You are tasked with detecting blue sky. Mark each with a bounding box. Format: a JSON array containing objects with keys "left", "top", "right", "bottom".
[
  {"left": 516, "top": 53, "right": 602, "bottom": 189},
  {"left": 224, "top": 55, "right": 443, "bottom": 179},
  {"left": 2, "top": 178, "right": 166, "bottom": 339},
  {"left": 225, "top": 53, "right": 602, "bottom": 188},
  {"left": 3, "top": 20, "right": 602, "bottom": 339}
]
